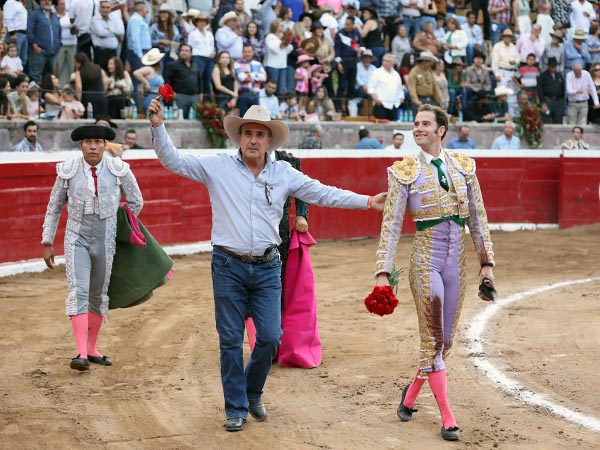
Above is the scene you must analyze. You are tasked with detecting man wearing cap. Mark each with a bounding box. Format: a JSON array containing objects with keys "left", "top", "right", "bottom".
[
  {"left": 356, "top": 48, "right": 376, "bottom": 101},
  {"left": 146, "top": 100, "right": 386, "bottom": 432},
  {"left": 566, "top": 63, "right": 600, "bottom": 124},
  {"left": 407, "top": 51, "right": 442, "bottom": 114},
  {"left": 538, "top": 56, "right": 565, "bottom": 124},
  {"left": 215, "top": 10, "right": 243, "bottom": 60},
  {"left": 384, "top": 130, "right": 404, "bottom": 150},
  {"left": 41, "top": 125, "right": 143, "bottom": 371},
  {"left": 374, "top": 104, "right": 495, "bottom": 442},
  {"left": 540, "top": 29, "right": 565, "bottom": 72},
  {"left": 565, "top": 28, "right": 591, "bottom": 72},
  {"left": 491, "top": 120, "right": 520, "bottom": 149},
  {"left": 368, "top": 53, "right": 404, "bottom": 121},
  {"left": 298, "top": 122, "right": 324, "bottom": 149}
]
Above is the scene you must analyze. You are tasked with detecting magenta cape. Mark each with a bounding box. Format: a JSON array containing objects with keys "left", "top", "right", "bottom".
[{"left": 278, "top": 230, "right": 322, "bottom": 368}]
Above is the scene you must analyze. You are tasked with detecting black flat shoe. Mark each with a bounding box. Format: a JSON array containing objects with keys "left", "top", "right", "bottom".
[
  {"left": 88, "top": 355, "right": 112, "bottom": 366},
  {"left": 441, "top": 426, "right": 460, "bottom": 441},
  {"left": 397, "top": 383, "right": 418, "bottom": 422},
  {"left": 70, "top": 355, "right": 90, "bottom": 371}
]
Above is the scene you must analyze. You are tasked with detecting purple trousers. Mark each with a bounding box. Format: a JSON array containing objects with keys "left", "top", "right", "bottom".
[{"left": 409, "top": 220, "right": 466, "bottom": 375}]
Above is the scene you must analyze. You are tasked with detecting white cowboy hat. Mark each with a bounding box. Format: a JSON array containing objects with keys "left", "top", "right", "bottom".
[
  {"left": 141, "top": 48, "right": 165, "bottom": 66},
  {"left": 494, "top": 86, "right": 513, "bottom": 97},
  {"left": 417, "top": 50, "right": 438, "bottom": 63},
  {"left": 183, "top": 8, "right": 200, "bottom": 17},
  {"left": 158, "top": 3, "right": 175, "bottom": 15},
  {"left": 219, "top": 11, "right": 238, "bottom": 27},
  {"left": 573, "top": 28, "right": 588, "bottom": 40},
  {"left": 223, "top": 105, "right": 289, "bottom": 152}
]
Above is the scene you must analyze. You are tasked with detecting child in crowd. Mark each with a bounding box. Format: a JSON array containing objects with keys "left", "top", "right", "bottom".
[
  {"left": 513, "top": 53, "right": 540, "bottom": 103},
  {"left": 280, "top": 93, "right": 300, "bottom": 121},
  {"left": 59, "top": 87, "right": 85, "bottom": 120},
  {"left": 310, "top": 63, "right": 328, "bottom": 95},
  {"left": 1, "top": 44, "right": 23, "bottom": 81},
  {"left": 295, "top": 54, "right": 312, "bottom": 115},
  {"left": 27, "top": 82, "right": 43, "bottom": 119}
]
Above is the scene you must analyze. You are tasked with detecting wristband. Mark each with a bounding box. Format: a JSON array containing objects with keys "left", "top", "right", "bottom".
[{"left": 367, "top": 197, "right": 372, "bottom": 209}]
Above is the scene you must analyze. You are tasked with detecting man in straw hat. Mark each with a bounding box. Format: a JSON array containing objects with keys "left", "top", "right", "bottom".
[
  {"left": 407, "top": 50, "right": 441, "bottom": 115},
  {"left": 491, "top": 28, "right": 519, "bottom": 114},
  {"left": 373, "top": 104, "right": 495, "bottom": 442},
  {"left": 540, "top": 29, "right": 565, "bottom": 72},
  {"left": 215, "top": 10, "right": 243, "bottom": 60},
  {"left": 565, "top": 28, "right": 591, "bottom": 72},
  {"left": 41, "top": 125, "right": 143, "bottom": 371},
  {"left": 146, "top": 100, "right": 387, "bottom": 432}
]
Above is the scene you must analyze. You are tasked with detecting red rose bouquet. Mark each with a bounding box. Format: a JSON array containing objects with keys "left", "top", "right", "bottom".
[
  {"left": 147, "top": 83, "right": 174, "bottom": 118},
  {"left": 514, "top": 101, "right": 544, "bottom": 149},
  {"left": 194, "top": 102, "right": 228, "bottom": 148},
  {"left": 364, "top": 286, "right": 399, "bottom": 316}
]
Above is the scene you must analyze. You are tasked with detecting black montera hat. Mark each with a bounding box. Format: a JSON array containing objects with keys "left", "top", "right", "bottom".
[{"left": 71, "top": 125, "right": 116, "bottom": 142}]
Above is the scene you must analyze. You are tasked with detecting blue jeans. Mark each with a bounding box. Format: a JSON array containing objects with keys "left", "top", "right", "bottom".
[
  {"left": 5, "top": 32, "right": 28, "bottom": 68},
  {"left": 127, "top": 50, "right": 143, "bottom": 108},
  {"left": 403, "top": 16, "right": 421, "bottom": 41},
  {"left": 265, "top": 66, "right": 287, "bottom": 95},
  {"left": 28, "top": 51, "right": 56, "bottom": 83},
  {"left": 192, "top": 55, "right": 214, "bottom": 97},
  {"left": 211, "top": 247, "right": 283, "bottom": 419},
  {"left": 285, "top": 65, "right": 296, "bottom": 95},
  {"left": 491, "top": 22, "right": 508, "bottom": 46}
]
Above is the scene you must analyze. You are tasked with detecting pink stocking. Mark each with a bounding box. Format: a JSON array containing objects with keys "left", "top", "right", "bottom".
[
  {"left": 245, "top": 317, "right": 257, "bottom": 352},
  {"left": 428, "top": 369, "right": 457, "bottom": 429},
  {"left": 87, "top": 312, "right": 104, "bottom": 358},
  {"left": 403, "top": 368, "right": 427, "bottom": 408},
  {"left": 70, "top": 314, "right": 88, "bottom": 359}
]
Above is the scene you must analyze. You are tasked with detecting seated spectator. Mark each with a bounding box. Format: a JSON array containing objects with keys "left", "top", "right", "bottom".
[
  {"left": 356, "top": 49, "right": 376, "bottom": 101},
  {"left": 0, "top": 77, "right": 14, "bottom": 119},
  {"left": 492, "top": 86, "right": 513, "bottom": 123},
  {"left": 446, "top": 58, "right": 467, "bottom": 115},
  {"left": 212, "top": 50, "right": 238, "bottom": 113},
  {"left": 280, "top": 93, "right": 300, "bottom": 121},
  {"left": 10, "top": 120, "right": 43, "bottom": 152},
  {"left": 1, "top": 44, "right": 23, "bottom": 84},
  {"left": 465, "top": 50, "right": 492, "bottom": 106},
  {"left": 391, "top": 25, "right": 411, "bottom": 69},
  {"left": 384, "top": 130, "right": 404, "bottom": 150},
  {"left": 463, "top": 90, "right": 496, "bottom": 122},
  {"left": 354, "top": 127, "right": 383, "bottom": 149},
  {"left": 513, "top": 53, "right": 540, "bottom": 102},
  {"left": 298, "top": 122, "right": 324, "bottom": 149},
  {"left": 442, "top": 17, "right": 467, "bottom": 65},
  {"left": 40, "top": 73, "right": 62, "bottom": 117},
  {"left": 446, "top": 125, "right": 477, "bottom": 149},
  {"left": 306, "top": 85, "right": 337, "bottom": 121},
  {"left": 412, "top": 21, "right": 439, "bottom": 56},
  {"left": 7, "top": 74, "right": 31, "bottom": 120},
  {"left": 259, "top": 78, "right": 281, "bottom": 119},
  {"left": 433, "top": 59, "right": 449, "bottom": 111},
  {"left": 407, "top": 51, "right": 442, "bottom": 114},
  {"left": 491, "top": 121, "right": 521, "bottom": 149},
  {"left": 124, "top": 129, "right": 143, "bottom": 149},
  {"left": 58, "top": 87, "right": 85, "bottom": 119},
  {"left": 462, "top": 11, "right": 483, "bottom": 65},
  {"left": 106, "top": 56, "right": 133, "bottom": 120},
  {"left": 27, "top": 82, "right": 43, "bottom": 118},
  {"left": 561, "top": 126, "right": 590, "bottom": 150},
  {"left": 433, "top": 14, "right": 447, "bottom": 44}
]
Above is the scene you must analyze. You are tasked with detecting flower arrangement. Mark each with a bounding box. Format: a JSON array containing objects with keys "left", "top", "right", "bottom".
[
  {"left": 514, "top": 101, "right": 544, "bottom": 149},
  {"left": 364, "top": 265, "right": 403, "bottom": 316},
  {"left": 195, "top": 102, "right": 228, "bottom": 149}
]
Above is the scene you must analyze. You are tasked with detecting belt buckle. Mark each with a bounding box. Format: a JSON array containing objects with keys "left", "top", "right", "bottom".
[{"left": 240, "top": 254, "right": 255, "bottom": 263}]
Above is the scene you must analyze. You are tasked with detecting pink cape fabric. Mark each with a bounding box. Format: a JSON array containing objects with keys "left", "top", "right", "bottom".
[
  {"left": 124, "top": 204, "right": 146, "bottom": 247},
  {"left": 278, "top": 230, "right": 321, "bottom": 368}
]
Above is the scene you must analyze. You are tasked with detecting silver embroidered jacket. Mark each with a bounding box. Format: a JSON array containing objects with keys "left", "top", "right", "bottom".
[
  {"left": 41, "top": 156, "right": 144, "bottom": 246},
  {"left": 375, "top": 150, "right": 494, "bottom": 275}
]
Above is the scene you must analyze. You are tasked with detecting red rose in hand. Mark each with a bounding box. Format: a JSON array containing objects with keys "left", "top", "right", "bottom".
[
  {"left": 158, "top": 83, "right": 174, "bottom": 103},
  {"left": 364, "top": 286, "right": 399, "bottom": 316}
]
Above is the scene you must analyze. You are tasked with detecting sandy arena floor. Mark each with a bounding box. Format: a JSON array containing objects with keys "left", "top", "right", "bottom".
[{"left": 1, "top": 226, "right": 599, "bottom": 450}]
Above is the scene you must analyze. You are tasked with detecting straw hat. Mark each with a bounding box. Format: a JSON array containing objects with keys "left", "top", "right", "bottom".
[
  {"left": 141, "top": 48, "right": 165, "bottom": 66},
  {"left": 550, "top": 29, "right": 564, "bottom": 41},
  {"left": 417, "top": 50, "right": 437, "bottom": 63},
  {"left": 223, "top": 105, "right": 289, "bottom": 152},
  {"left": 500, "top": 28, "right": 515, "bottom": 38},
  {"left": 183, "top": 8, "right": 200, "bottom": 18},
  {"left": 360, "top": 48, "right": 373, "bottom": 57},
  {"left": 494, "top": 86, "right": 513, "bottom": 97},
  {"left": 573, "top": 28, "right": 587, "bottom": 40},
  {"left": 158, "top": 3, "right": 175, "bottom": 15},
  {"left": 219, "top": 11, "right": 238, "bottom": 27},
  {"left": 194, "top": 11, "right": 209, "bottom": 22}
]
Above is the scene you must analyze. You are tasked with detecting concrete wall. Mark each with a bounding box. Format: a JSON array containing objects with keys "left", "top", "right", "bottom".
[{"left": 1, "top": 119, "right": 599, "bottom": 151}]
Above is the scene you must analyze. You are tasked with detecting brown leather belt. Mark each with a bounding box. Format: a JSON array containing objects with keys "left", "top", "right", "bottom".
[{"left": 213, "top": 245, "right": 278, "bottom": 264}]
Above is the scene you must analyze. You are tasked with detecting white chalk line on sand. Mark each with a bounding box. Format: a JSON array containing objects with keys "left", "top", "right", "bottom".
[{"left": 466, "top": 277, "right": 600, "bottom": 433}]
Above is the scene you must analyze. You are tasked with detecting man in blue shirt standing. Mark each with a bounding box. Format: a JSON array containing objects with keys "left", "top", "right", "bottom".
[
  {"left": 446, "top": 125, "right": 477, "bottom": 149},
  {"left": 126, "top": 1, "right": 152, "bottom": 108},
  {"left": 355, "top": 127, "right": 384, "bottom": 149},
  {"left": 26, "top": 0, "right": 61, "bottom": 83},
  {"left": 146, "top": 100, "right": 386, "bottom": 432},
  {"left": 491, "top": 121, "right": 521, "bottom": 149}
]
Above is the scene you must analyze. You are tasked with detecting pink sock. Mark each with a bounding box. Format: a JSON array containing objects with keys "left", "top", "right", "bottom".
[
  {"left": 70, "top": 314, "right": 88, "bottom": 359},
  {"left": 245, "top": 317, "right": 257, "bottom": 352},
  {"left": 428, "top": 369, "right": 457, "bottom": 429},
  {"left": 403, "top": 369, "right": 426, "bottom": 408},
  {"left": 87, "top": 312, "right": 104, "bottom": 358}
]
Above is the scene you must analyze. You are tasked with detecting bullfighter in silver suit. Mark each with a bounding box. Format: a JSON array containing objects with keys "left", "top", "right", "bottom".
[
  {"left": 41, "top": 125, "right": 143, "bottom": 371},
  {"left": 374, "top": 105, "right": 495, "bottom": 442}
]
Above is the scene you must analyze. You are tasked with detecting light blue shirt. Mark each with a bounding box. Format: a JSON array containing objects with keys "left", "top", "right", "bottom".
[
  {"left": 446, "top": 136, "right": 477, "bottom": 149},
  {"left": 491, "top": 134, "right": 521, "bottom": 150},
  {"left": 126, "top": 13, "right": 151, "bottom": 58},
  {"left": 151, "top": 124, "right": 369, "bottom": 256},
  {"left": 355, "top": 137, "right": 383, "bottom": 149}
]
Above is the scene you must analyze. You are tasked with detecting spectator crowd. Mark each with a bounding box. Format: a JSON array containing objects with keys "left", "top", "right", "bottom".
[{"left": 1, "top": 0, "right": 600, "bottom": 141}]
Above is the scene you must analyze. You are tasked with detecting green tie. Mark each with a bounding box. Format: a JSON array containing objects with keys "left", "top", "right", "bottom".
[{"left": 432, "top": 158, "right": 449, "bottom": 191}]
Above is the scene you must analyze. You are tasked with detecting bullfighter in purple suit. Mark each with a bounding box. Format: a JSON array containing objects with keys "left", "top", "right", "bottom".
[{"left": 373, "top": 104, "right": 496, "bottom": 442}]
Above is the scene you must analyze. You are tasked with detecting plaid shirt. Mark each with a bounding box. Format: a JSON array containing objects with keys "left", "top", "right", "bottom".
[{"left": 489, "top": 0, "right": 511, "bottom": 23}]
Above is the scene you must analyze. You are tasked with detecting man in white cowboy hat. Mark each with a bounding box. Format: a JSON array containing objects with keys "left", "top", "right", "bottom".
[
  {"left": 215, "top": 10, "right": 243, "bottom": 59},
  {"left": 491, "top": 85, "right": 513, "bottom": 123},
  {"left": 146, "top": 100, "right": 387, "bottom": 432},
  {"left": 565, "top": 28, "right": 591, "bottom": 72},
  {"left": 407, "top": 50, "right": 441, "bottom": 114},
  {"left": 491, "top": 28, "right": 519, "bottom": 115},
  {"left": 491, "top": 120, "right": 520, "bottom": 149}
]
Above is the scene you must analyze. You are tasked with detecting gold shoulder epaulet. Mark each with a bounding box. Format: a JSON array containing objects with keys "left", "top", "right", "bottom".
[
  {"left": 389, "top": 155, "right": 421, "bottom": 185},
  {"left": 447, "top": 151, "right": 476, "bottom": 176}
]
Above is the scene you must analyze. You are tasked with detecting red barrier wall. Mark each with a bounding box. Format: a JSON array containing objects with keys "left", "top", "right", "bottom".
[{"left": 0, "top": 150, "right": 597, "bottom": 264}]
